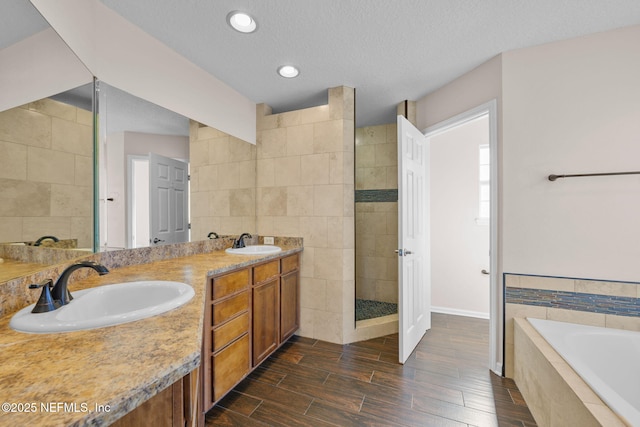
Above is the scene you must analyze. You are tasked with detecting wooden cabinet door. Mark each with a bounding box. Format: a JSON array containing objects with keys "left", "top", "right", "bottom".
[
  {"left": 280, "top": 270, "right": 299, "bottom": 342},
  {"left": 252, "top": 278, "right": 279, "bottom": 366},
  {"left": 212, "top": 334, "right": 250, "bottom": 402}
]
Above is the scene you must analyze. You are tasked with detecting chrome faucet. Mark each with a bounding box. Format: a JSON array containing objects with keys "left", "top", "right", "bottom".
[
  {"left": 232, "top": 233, "right": 252, "bottom": 249},
  {"left": 50, "top": 261, "right": 110, "bottom": 306}
]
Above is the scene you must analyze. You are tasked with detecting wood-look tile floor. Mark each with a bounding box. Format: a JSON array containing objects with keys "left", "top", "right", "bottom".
[{"left": 205, "top": 313, "right": 538, "bottom": 426}]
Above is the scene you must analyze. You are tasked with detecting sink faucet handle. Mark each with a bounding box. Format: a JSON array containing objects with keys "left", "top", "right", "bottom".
[
  {"left": 29, "top": 279, "right": 60, "bottom": 313},
  {"left": 232, "top": 232, "right": 252, "bottom": 249}
]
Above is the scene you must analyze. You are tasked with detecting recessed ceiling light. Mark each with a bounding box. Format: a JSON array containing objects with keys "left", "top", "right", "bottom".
[
  {"left": 227, "top": 11, "right": 257, "bottom": 33},
  {"left": 278, "top": 65, "right": 300, "bottom": 78}
]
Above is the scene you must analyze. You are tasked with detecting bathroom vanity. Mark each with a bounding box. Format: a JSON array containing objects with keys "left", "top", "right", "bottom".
[
  {"left": 0, "top": 244, "right": 302, "bottom": 427},
  {"left": 201, "top": 253, "right": 300, "bottom": 413}
]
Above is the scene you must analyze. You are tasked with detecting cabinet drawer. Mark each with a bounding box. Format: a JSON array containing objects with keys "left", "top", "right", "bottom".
[
  {"left": 213, "top": 291, "right": 249, "bottom": 325},
  {"left": 211, "top": 269, "right": 249, "bottom": 300},
  {"left": 212, "top": 333, "right": 250, "bottom": 402},
  {"left": 212, "top": 312, "right": 249, "bottom": 353},
  {"left": 253, "top": 260, "right": 279, "bottom": 284},
  {"left": 281, "top": 254, "right": 298, "bottom": 274}
]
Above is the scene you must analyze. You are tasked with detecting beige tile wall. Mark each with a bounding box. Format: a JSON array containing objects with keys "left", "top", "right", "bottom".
[
  {"left": 505, "top": 273, "right": 640, "bottom": 378},
  {"left": 256, "top": 86, "right": 356, "bottom": 344},
  {"left": 0, "top": 99, "right": 93, "bottom": 247},
  {"left": 355, "top": 124, "right": 398, "bottom": 304},
  {"left": 355, "top": 124, "right": 398, "bottom": 191},
  {"left": 355, "top": 201, "right": 398, "bottom": 303},
  {"left": 189, "top": 120, "right": 257, "bottom": 239}
]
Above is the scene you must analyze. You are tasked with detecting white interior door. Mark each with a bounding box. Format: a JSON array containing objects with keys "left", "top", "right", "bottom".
[
  {"left": 149, "top": 153, "right": 189, "bottom": 246},
  {"left": 398, "top": 115, "right": 431, "bottom": 364}
]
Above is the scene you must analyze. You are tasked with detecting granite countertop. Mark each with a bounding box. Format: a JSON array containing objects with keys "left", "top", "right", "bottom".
[
  {"left": 0, "top": 246, "right": 302, "bottom": 427},
  {"left": 0, "top": 259, "right": 50, "bottom": 283}
]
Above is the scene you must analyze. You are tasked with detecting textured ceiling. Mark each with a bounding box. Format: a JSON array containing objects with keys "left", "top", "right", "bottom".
[
  {"left": 2, "top": 0, "right": 640, "bottom": 128},
  {"left": 97, "top": 0, "right": 640, "bottom": 126}
]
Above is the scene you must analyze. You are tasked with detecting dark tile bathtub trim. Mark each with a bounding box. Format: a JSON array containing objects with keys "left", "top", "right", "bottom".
[{"left": 505, "top": 287, "right": 640, "bottom": 317}]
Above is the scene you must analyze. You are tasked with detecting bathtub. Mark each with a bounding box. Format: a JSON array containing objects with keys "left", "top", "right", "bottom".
[{"left": 527, "top": 318, "right": 640, "bottom": 427}]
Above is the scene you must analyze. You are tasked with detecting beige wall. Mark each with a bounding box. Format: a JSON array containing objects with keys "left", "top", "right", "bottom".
[
  {"left": 355, "top": 124, "right": 398, "bottom": 304},
  {"left": 417, "top": 55, "right": 502, "bottom": 130},
  {"left": 0, "top": 98, "right": 93, "bottom": 247},
  {"left": 416, "top": 26, "right": 640, "bottom": 376},
  {"left": 189, "top": 120, "right": 257, "bottom": 240},
  {"left": 256, "top": 86, "right": 356, "bottom": 344},
  {"left": 500, "top": 26, "right": 640, "bottom": 378},
  {"left": 501, "top": 24, "right": 640, "bottom": 283}
]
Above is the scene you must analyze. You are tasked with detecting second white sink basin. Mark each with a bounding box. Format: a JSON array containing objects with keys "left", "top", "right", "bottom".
[
  {"left": 225, "top": 245, "right": 281, "bottom": 255},
  {"left": 10, "top": 281, "right": 195, "bottom": 333}
]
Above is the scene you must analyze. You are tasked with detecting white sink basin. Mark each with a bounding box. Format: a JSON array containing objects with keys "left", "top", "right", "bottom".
[
  {"left": 225, "top": 245, "right": 282, "bottom": 255},
  {"left": 10, "top": 281, "right": 195, "bottom": 333}
]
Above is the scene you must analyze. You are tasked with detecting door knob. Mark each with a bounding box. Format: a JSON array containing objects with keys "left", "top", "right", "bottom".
[
  {"left": 152, "top": 238, "right": 165, "bottom": 244},
  {"left": 395, "top": 249, "right": 413, "bottom": 256},
  {"left": 481, "top": 269, "right": 490, "bottom": 275}
]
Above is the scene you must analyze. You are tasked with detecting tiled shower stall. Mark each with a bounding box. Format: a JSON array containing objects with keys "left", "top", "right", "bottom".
[{"left": 355, "top": 124, "right": 399, "bottom": 321}]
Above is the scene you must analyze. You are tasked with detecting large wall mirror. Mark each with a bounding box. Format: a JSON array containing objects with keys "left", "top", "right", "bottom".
[
  {"left": 0, "top": 81, "right": 192, "bottom": 252},
  {"left": 0, "top": 2, "right": 192, "bottom": 284},
  {"left": 1, "top": 1, "right": 260, "bottom": 287},
  {"left": 0, "top": 84, "right": 95, "bottom": 250},
  {"left": 96, "top": 81, "right": 190, "bottom": 251}
]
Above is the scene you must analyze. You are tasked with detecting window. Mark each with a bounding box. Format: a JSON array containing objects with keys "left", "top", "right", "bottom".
[{"left": 478, "top": 144, "right": 490, "bottom": 220}]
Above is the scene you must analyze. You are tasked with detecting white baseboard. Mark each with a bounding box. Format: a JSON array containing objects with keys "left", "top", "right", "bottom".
[{"left": 431, "top": 306, "right": 490, "bottom": 320}]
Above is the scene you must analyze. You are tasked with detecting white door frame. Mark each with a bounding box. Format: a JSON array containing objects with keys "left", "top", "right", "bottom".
[{"left": 422, "top": 99, "right": 501, "bottom": 375}]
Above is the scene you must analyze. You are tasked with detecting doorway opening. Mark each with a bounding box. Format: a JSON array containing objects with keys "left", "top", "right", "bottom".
[
  {"left": 428, "top": 114, "right": 491, "bottom": 319},
  {"left": 127, "top": 153, "right": 190, "bottom": 249},
  {"left": 423, "top": 100, "right": 500, "bottom": 374}
]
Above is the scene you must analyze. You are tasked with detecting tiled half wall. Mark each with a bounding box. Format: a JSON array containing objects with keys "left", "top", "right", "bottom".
[{"left": 504, "top": 273, "right": 640, "bottom": 378}]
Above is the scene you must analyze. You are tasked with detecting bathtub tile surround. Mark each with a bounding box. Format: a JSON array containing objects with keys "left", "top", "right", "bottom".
[
  {"left": 514, "top": 318, "right": 628, "bottom": 427},
  {"left": 528, "top": 318, "right": 640, "bottom": 426},
  {"left": 504, "top": 273, "right": 640, "bottom": 378}
]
